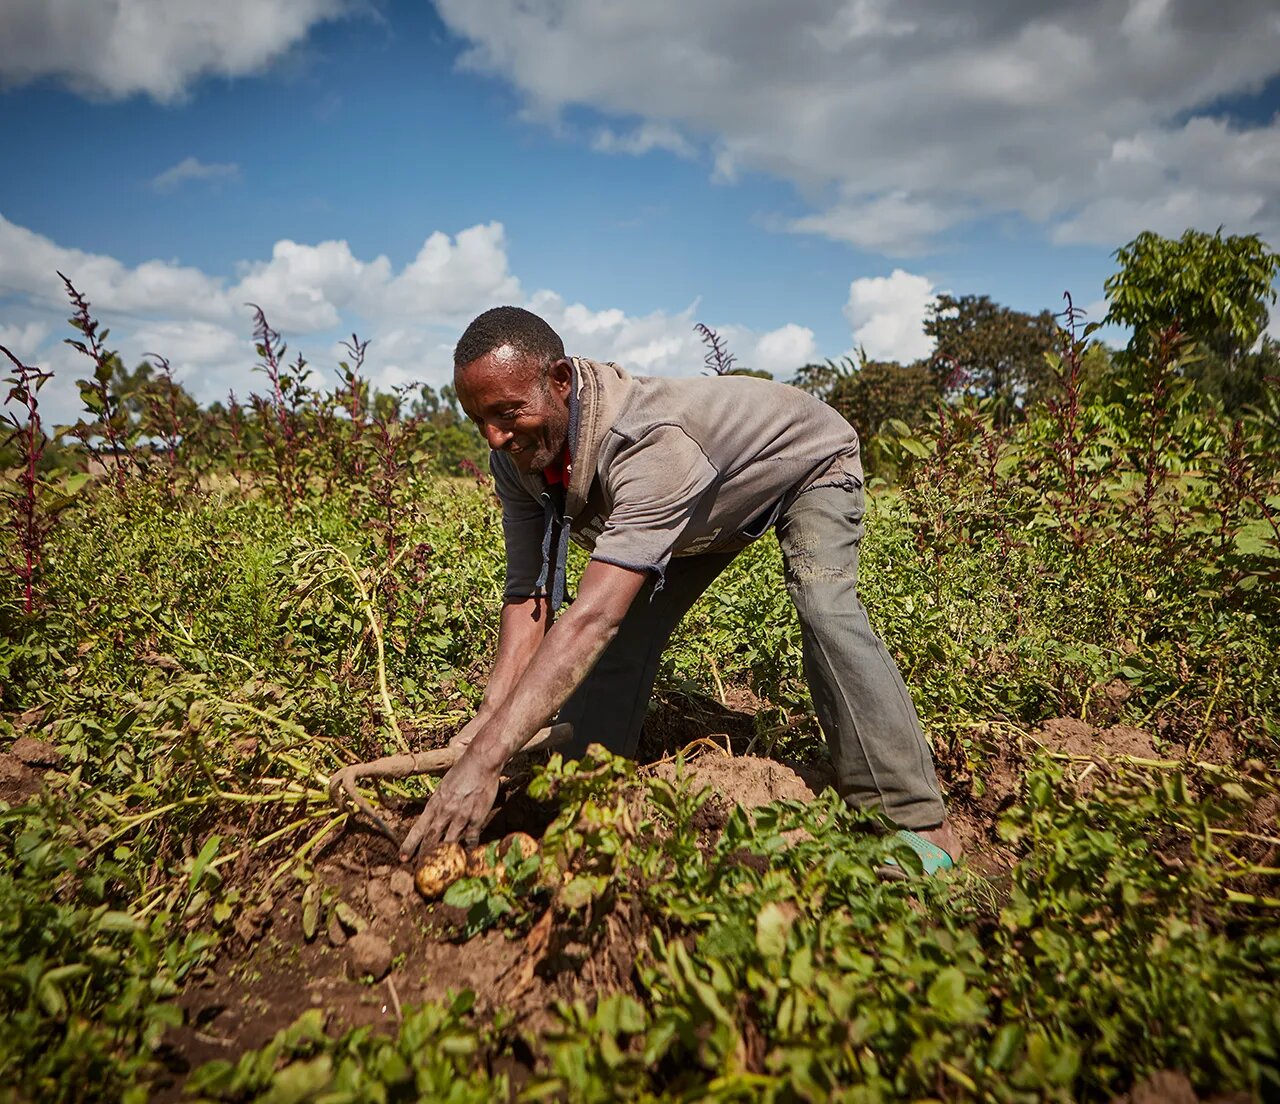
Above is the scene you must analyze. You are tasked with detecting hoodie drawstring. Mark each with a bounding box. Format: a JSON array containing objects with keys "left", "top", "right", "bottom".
[{"left": 536, "top": 490, "right": 572, "bottom": 613}]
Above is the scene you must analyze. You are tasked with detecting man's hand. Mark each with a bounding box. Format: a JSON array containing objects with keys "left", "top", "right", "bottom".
[
  {"left": 399, "top": 746, "right": 502, "bottom": 861},
  {"left": 399, "top": 562, "right": 647, "bottom": 864}
]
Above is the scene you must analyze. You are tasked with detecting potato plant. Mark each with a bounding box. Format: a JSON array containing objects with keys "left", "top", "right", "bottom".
[{"left": 0, "top": 301, "right": 1277, "bottom": 1100}]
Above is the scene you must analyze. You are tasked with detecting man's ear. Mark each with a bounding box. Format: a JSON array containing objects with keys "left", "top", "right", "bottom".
[{"left": 548, "top": 357, "right": 573, "bottom": 399}]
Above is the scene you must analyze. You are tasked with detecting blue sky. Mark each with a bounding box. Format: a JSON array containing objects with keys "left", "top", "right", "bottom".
[{"left": 1, "top": 0, "right": 1278, "bottom": 423}]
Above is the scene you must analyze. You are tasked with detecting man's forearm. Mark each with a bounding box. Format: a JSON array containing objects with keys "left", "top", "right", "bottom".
[
  {"left": 476, "top": 597, "right": 552, "bottom": 720},
  {"left": 468, "top": 561, "right": 648, "bottom": 770}
]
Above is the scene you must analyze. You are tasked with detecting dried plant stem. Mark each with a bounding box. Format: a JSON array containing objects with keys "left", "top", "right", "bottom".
[{"left": 307, "top": 543, "right": 409, "bottom": 753}]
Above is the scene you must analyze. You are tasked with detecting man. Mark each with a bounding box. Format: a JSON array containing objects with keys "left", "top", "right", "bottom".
[{"left": 401, "top": 306, "right": 958, "bottom": 873}]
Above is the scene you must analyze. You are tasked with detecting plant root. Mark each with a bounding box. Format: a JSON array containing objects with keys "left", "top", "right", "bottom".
[{"left": 328, "top": 722, "right": 574, "bottom": 846}]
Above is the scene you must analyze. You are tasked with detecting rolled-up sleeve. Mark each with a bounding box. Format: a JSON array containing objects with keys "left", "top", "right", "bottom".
[{"left": 590, "top": 424, "right": 718, "bottom": 574}]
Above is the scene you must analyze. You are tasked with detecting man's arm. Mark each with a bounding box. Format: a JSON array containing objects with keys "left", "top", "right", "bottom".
[
  {"left": 449, "top": 597, "right": 552, "bottom": 748},
  {"left": 400, "top": 559, "right": 648, "bottom": 858}
]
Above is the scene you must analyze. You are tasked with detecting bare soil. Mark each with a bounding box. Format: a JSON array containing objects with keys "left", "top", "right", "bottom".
[{"left": 150, "top": 710, "right": 1273, "bottom": 1098}]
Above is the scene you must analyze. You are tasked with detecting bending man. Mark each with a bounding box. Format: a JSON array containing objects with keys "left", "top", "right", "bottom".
[{"left": 401, "top": 306, "right": 957, "bottom": 872}]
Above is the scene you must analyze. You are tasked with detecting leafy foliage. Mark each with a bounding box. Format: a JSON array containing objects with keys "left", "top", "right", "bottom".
[
  {"left": 1104, "top": 227, "right": 1280, "bottom": 363},
  {"left": 924, "top": 293, "right": 1060, "bottom": 425},
  {"left": 0, "top": 267, "right": 1277, "bottom": 1100}
]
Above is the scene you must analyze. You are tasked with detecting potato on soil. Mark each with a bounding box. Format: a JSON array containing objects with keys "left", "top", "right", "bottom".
[
  {"left": 465, "top": 845, "right": 500, "bottom": 881},
  {"left": 501, "top": 831, "right": 539, "bottom": 861},
  {"left": 465, "top": 832, "right": 541, "bottom": 882},
  {"left": 414, "top": 842, "right": 467, "bottom": 899}
]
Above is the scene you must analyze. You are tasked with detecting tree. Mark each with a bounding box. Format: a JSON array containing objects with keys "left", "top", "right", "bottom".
[
  {"left": 823, "top": 356, "right": 941, "bottom": 444},
  {"left": 924, "top": 294, "right": 1059, "bottom": 424},
  {"left": 1102, "top": 228, "right": 1280, "bottom": 414},
  {"left": 1103, "top": 228, "right": 1280, "bottom": 366}
]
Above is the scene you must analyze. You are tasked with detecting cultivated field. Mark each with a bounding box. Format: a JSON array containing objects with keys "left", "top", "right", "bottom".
[{"left": 2, "top": 305, "right": 1279, "bottom": 1102}]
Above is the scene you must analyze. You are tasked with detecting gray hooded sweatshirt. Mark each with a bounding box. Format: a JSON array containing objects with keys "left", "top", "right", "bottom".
[{"left": 490, "top": 357, "right": 862, "bottom": 608}]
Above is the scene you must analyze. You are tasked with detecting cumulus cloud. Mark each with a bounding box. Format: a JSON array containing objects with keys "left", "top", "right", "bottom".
[
  {"left": 789, "top": 193, "right": 963, "bottom": 257},
  {"left": 0, "top": 214, "right": 524, "bottom": 335},
  {"left": 433, "top": 0, "right": 1280, "bottom": 253},
  {"left": 843, "top": 269, "right": 937, "bottom": 363},
  {"left": 752, "top": 323, "right": 817, "bottom": 376},
  {"left": 530, "top": 290, "right": 702, "bottom": 373},
  {"left": 0, "top": 212, "right": 819, "bottom": 424},
  {"left": 0, "top": 214, "right": 230, "bottom": 320},
  {"left": 151, "top": 156, "right": 241, "bottom": 192},
  {"left": 0, "top": 320, "right": 51, "bottom": 361},
  {"left": 0, "top": 0, "right": 353, "bottom": 102}
]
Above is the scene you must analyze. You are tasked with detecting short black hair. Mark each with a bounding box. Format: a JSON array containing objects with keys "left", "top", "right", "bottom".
[{"left": 454, "top": 306, "right": 565, "bottom": 370}]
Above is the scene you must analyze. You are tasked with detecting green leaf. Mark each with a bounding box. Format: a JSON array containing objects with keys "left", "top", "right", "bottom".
[
  {"left": 333, "top": 900, "right": 367, "bottom": 933},
  {"left": 988, "top": 1023, "right": 1023, "bottom": 1070},
  {"left": 301, "top": 883, "right": 320, "bottom": 942},
  {"left": 189, "top": 834, "right": 222, "bottom": 894},
  {"left": 98, "top": 910, "right": 140, "bottom": 934},
  {"left": 268, "top": 1056, "right": 334, "bottom": 1103},
  {"left": 755, "top": 902, "right": 792, "bottom": 959},
  {"left": 443, "top": 878, "right": 490, "bottom": 910},
  {"left": 558, "top": 875, "right": 599, "bottom": 910}
]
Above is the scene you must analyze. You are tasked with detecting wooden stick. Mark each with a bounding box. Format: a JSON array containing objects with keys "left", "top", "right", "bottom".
[{"left": 327, "top": 723, "right": 574, "bottom": 843}]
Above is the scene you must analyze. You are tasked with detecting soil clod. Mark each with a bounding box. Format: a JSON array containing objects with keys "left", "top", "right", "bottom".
[{"left": 348, "top": 931, "right": 394, "bottom": 981}]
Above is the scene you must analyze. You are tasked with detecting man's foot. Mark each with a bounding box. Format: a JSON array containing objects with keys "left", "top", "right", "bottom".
[
  {"left": 876, "top": 819, "right": 961, "bottom": 880},
  {"left": 917, "top": 820, "right": 962, "bottom": 863}
]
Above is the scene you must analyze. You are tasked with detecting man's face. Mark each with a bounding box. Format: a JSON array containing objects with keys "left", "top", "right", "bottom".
[{"left": 454, "top": 345, "right": 572, "bottom": 474}]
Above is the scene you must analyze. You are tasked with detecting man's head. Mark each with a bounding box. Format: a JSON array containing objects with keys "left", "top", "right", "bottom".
[{"left": 453, "top": 307, "right": 572, "bottom": 474}]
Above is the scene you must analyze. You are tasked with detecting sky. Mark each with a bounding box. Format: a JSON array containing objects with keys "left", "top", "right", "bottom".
[{"left": 1, "top": 0, "right": 1279, "bottom": 424}]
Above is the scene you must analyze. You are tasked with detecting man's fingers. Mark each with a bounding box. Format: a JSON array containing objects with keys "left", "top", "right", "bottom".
[
  {"left": 442, "top": 815, "right": 467, "bottom": 845},
  {"left": 399, "top": 807, "right": 440, "bottom": 863}
]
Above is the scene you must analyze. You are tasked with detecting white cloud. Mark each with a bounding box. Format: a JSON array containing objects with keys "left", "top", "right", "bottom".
[
  {"left": 0, "top": 214, "right": 524, "bottom": 336},
  {"left": 1052, "top": 116, "right": 1280, "bottom": 246},
  {"left": 234, "top": 239, "right": 379, "bottom": 332},
  {"left": 0, "top": 320, "right": 50, "bottom": 361},
  {"left": 374, "top": 223, "right": 522, "bottom": 323},
  {"left": 789, "top": 193, "right": 962, "bottom": 256},
  {"left": 0, "top": 212, "right": 821, "bottom": 425},
  {"left": 592, "top": 122, "right": 696, "bottom": 159},
  {"left": 752, "top": 323, "right": 817, "bottom": 376},
  {"left": 0, "top": 0, "right": 353, "bottom": 102},
  {"left": 843, "top": 269, "right": 937, "bottom": 363},
  {"left": 151, "top": 156, "right": 241, "bottom": 192},
  {"left": 433, "top": 0, "right": 1280, "bottom": 253},
  {"left": 0, "top": 214, "right": 229, "bottom": 320},
  {"left": 531, "top": 291, "right": 702, "bottom": 373}
]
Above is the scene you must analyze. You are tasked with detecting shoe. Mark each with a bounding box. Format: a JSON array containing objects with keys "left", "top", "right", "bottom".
[{"left": 877, "top": 828, "right": 956, "bottom": 881}]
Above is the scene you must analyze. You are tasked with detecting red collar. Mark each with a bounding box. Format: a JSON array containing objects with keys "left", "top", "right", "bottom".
[{"left": 543, "top": 442, "right": 573, "bottom": 487}]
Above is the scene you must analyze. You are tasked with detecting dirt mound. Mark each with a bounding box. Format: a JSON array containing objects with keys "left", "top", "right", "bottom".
[
  {"left": 649, "top": 752, "right": 830, "bottom": 811},
  {"left": 0, "top": 738, "right": 63, "bottom": 805},
  {"left": 0, "top": 753, "right": 41, "bottom": 805},
  {"left": 1034, "top": 717, "right": 1158, "bottom": 760}
]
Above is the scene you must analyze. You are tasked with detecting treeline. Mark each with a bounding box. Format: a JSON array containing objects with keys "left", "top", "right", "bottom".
[
  {"left": 789, "top": 228, "right": 1280, "bottom": 479},
  {"left": 1, "top": 286, "right": 489, "bottom": 491}
]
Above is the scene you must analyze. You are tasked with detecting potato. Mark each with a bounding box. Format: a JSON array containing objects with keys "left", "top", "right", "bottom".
[
  {"left": 464, "top": 832, "right": 539, "bottom": 883},
  {"left": 414, "top": 841, "right": 467, "bottom": 899},
  {"left": 465, "top": 844, "right": 501, "bottom": 882},
  {"left": 500, "top": 831, "right": 539, "bottom": 861}
]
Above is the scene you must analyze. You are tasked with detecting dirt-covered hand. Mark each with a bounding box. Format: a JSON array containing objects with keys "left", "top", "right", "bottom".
[{"left": 399, "top": 748, "right": 501, "bottom": 862}]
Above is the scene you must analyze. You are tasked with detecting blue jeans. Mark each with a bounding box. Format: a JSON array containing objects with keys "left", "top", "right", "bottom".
[{"left": 557, "top": 481, "right": 946, "bottom": 830}]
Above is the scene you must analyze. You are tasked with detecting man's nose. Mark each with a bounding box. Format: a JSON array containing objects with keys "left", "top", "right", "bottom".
[{"left": 482, "top": 422, "right": 512, "bottom": 449}]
